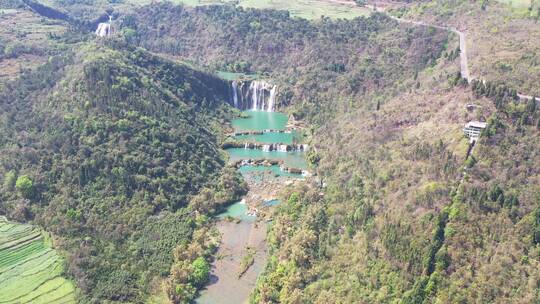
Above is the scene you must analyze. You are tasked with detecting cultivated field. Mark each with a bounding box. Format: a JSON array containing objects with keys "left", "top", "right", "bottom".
[
  {"left": 0, "top": 9, "right": 66, "bottom": 83},
  {"left": 235, "top": 0, "right": 369, "bottom": 19},
  {"left": 54, "top": 0, "right": 370, "bottom": 20},
  {"left": 0, "top": 217, "right": 76, "bottom": 304}
]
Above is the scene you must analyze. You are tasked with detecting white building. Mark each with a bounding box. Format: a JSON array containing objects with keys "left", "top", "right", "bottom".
[{"left": 463, "top": 121, "right": 487, "bottom": 141}]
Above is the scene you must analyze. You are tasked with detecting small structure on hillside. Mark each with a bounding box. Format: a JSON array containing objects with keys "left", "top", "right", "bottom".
[{"left": 463, "top": 121, "right": 487, "bottom": 141}]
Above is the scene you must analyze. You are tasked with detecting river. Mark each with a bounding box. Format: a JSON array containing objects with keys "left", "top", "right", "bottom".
[{"left": 196, "top": 110, "right": 306, "bottom": 304}]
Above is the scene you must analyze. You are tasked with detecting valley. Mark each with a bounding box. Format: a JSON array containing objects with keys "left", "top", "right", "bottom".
[
  {"left": 1, "top": 0, "right": 540, "bottom": 303},
  {"left": 196, "top": 85, "right": 309, "bottom": 303}
]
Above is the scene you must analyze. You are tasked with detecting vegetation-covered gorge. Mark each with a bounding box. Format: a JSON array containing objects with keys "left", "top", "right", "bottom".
[
  {"left": 110, "top": 4, "right": 463, "bottom": 302},
  {"left": 0, "top": 40, "right": 247, "bottom": 302},
  {"left": 6, "top": 2, "right": 537, "bottom": 303}
]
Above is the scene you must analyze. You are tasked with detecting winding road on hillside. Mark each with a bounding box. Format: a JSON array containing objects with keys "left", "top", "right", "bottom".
[
  {"left": 366, "top": 5, "right": 537, "bottom": 101},
  {"left": 397, "top": 19, "right": 471, "bottom": 81}
]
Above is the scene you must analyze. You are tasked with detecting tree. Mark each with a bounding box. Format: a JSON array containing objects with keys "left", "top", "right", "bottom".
[
  {"left": 464, "top": 155, "right": 476, "bottom": 168},
  {"left": 533, "top": 208, "right": 540, "bottom": 244},
  {"left": 526, "top": 97, "right": 536, "bottom": 114},
  {"left": 3, "top": 170, "right": 16, "bottom": 191},
  {"left": 481, "top": 0, "right": 488, "bottom": 10},
  {"left": 354, "top": 0, "right": 366, "bottom": 6},
  {"left": 15, "top": 175, "right": 33, "bottom": 198},
  {"left": 307, "top": 151, "right": 320, "bottom": 166},
  {"left": 190, "top": 257, "right": 210, "bottom": 287},
  {"left": 488, "top": 184, "right": 503, "bottom": 202}
]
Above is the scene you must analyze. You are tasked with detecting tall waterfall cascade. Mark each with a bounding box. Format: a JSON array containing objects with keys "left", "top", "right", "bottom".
[
  {"left": 95, "top": 15, "right": 113, "bottom": 37},
  {"left": 231, "top": 80, "right": 278, "bottom": 111}
]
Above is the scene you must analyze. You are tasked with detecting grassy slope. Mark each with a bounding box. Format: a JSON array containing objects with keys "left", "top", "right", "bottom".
[
  {"left": 393, "top": 0, "right": 540, "bottom": 96},
  {"left": 232, "top": 0, "right": 369, "bottom": 19},
  {"left": 496, "top": 0, "right": 540, "bottom": 10},
  {"left": 132, "top": 0, "right": 369, "bottom": 19},
  {"left": 0, "top": 217, "right": 76, "bottom": 304}
]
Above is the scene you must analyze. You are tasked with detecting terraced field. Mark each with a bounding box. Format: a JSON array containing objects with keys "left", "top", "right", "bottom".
[{"left": 0, "top": 217, "right": 76, "bottom": 304}]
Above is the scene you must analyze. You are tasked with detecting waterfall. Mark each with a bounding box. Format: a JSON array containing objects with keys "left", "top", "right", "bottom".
[
  {"left": 230, "top": 80, "right": 278, "bottom": 111},
  {"left": 267, "top": 85, "right": 277, "bottom": 112},
  {"left": 251, "top": 81, "right": 259, "bottom": 111},
  {"left": 232, "top": 81, "right": 239, "bottom": 108},
  {"left": 95, "top": 16, "right": 113, "bottom": 37},
  {"left": 238, "top": 142, "right": 308, "bottom": 153},
  {"left": 277, "top": 144, "right": 288, "bottom": 152},
  {"left": 95, "top": 23, "right": 110, "bottom": 37}
]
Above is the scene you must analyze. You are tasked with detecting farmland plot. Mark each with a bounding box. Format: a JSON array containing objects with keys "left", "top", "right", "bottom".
[{"left": 0, "top": 217, "right": 76, "bottom": 304}]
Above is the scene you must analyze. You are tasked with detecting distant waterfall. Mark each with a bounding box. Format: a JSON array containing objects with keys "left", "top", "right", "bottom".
[
  {"left": 95, "top": 15, "right": 113, "bottom": 37},
  {"left": 230, "top": 80, "right": 278, "bottom": 112}
]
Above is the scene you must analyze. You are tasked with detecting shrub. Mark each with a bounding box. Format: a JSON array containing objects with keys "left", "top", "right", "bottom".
[
  {"left": 190, "top": 257, "right": 210, "bottom": 287},
  {"left": 15, "top": 175, "right": 33, "bottom": 198}
]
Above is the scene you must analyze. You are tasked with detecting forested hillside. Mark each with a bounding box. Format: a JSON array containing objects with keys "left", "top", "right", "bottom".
[
  {"left": 431, "top": 81, "right": 540, "bottom": 302},
  {"left": 122, "top": 4, "right": 448, "bottom": 122},
  {"left": 253, "top": 71, "right": 540, "bottom": 304},
  {"left": 1, "top": 3, "right": 453, "bottom": 303},
  {"left": 393, "top": 0, "right": 540, "bottom": 96},
  {"left": 245, "top": 4, "right": 540, "bottom": 304},
  {"left": 0, "top": 40, "right": 246, "bottom": 302},
  {"left": 2, "top": 0, "right": 539, "bottom": 303},
  {"left": 115, "top": 4, "right": 479, "bottom": 303}
]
